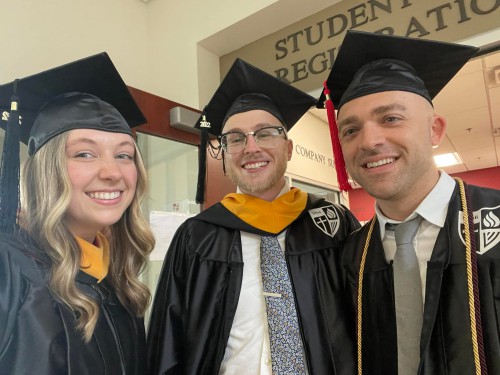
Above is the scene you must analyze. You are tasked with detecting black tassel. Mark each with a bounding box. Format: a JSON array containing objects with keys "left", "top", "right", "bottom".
[
  {"left": 195, "top": 115, "right": 211, "bottom": 205},
  {"left": 0, "top": 81, "right": 21, "bottom": 234}
]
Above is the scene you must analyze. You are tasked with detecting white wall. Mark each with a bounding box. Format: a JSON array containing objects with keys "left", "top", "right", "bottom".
[
  {"left": 143, "top": 0, "right": 279, "bottom": 107},
  {"left": 143, "top": 0, "right": 342, "bottom": 108},
  {"left": 0, "top": 0, "right": 318, "bottom": 109},
  {"left": 0, "top": 0, "right": 150, "bottom": 89}
]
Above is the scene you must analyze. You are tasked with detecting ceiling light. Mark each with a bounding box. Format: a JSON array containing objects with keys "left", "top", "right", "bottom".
[{"left": 434, "top": 152, "right": 462, "bottom": 167}]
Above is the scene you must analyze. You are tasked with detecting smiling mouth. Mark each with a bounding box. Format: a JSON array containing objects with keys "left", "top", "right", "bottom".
[
  {"left": 87, "top": 191, "right": 121, "bottom": 200},
  {"left": 365, "top": 158, "right": 396, "bottom": 169},
  {"left": 243, "top": 161, "right": 268, "bottom": 170}
]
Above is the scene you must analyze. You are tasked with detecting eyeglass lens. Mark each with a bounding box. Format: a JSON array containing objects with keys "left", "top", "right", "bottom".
[{"left": 222, "top": 127, "right": 284, "bottom": 153}]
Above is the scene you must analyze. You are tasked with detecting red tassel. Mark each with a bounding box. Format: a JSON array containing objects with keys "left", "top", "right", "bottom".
[{"left": 323, "top": 81, "right": 351, "bottom": 192}]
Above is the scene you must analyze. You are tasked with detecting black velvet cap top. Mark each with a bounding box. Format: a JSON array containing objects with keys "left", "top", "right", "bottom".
[
  {"left": 317, "top": 30, "right": 479, "bottom": 110},
  {"left": 196, "top": 58, "right": 316, "bottom": 136},
  {"left": 0, "top": 52, "right": 146, "bottom": 155}
]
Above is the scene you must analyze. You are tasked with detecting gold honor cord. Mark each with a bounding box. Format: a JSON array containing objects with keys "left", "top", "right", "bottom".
[
  {"left": 456, "top": 178, "right": 483, "bottom": 375},
  {"left": 356, "top": 216, "right": 376, "bottom": 375},
  {"left": 356, "top": 178, "right": 485, "bottom": 375}
]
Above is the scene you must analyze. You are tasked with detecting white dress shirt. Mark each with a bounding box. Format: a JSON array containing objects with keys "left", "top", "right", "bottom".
[
  {"left": 220, "top": 183, "right": 303, "bottom": 374},
  {"left": 375, "top": 171, "right": 456, "bottom": 303}
]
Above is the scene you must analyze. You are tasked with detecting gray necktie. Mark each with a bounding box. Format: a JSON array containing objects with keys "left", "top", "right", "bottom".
[
  {"left": 260, "top": 235, "right": 306, "bottom": 375},
  {"left": 391, "top": 217, "right": 423, "bottom": 375}
]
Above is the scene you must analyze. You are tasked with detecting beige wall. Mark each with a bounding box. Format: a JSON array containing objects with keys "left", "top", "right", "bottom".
[
  {"left": 0, "top": 0, "right": 150, "bottom": 89},
  {"left": 0, "top": 0, "right": 280, "bottom": 107},
  {"left": 287, "top": 112, "right": 338, "bottom": 187},
  {"left": 143, "top": 0, "right": 345, "bottom": 107},
  {"left": 144, "top": 0, "right": 279, "bottom": 107},
  {"left": 0, "top": 0, "right": 345, "bottom": 109}
]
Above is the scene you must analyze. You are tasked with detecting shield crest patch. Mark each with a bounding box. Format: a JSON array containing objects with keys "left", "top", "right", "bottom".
[
  {"left": 459, "top": 204, "right": 500, "bottom": 255},
  {"left": 308, "top": 205, "right": 340, "bottom": 237}
]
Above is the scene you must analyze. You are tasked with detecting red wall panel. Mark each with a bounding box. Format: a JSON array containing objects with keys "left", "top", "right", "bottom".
[{"left": 348, "top": 166, "right": 500, "bottom": 222}]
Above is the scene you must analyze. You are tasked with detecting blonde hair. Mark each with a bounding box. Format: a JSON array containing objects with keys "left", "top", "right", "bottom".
[{"left": 20, "top": 131, "right": 154, "bottom": 342}]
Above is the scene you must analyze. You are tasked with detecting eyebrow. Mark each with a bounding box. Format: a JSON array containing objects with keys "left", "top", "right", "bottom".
[
  {"left": 338, "top": 103, "right": 408, "bottom": 129},
  {"left": 371, "top": 103, "right": 407, "bottom": 115},
  {"left": 337, "top": 116, "right": 358, "bottom": 129}
]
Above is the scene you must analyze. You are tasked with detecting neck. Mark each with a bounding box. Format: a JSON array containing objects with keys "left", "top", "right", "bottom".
[
  {"left": 377, "top": 170, "right": 440, "bottom": 221},
  {"left": 71, "top": 230, "right": 98, "bottom": 244},
  {"left": 239, "top": 178, "right": 286, "bottom": 202}
]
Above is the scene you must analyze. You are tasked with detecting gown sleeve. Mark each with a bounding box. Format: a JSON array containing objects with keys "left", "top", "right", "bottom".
[
  {"left": 146, "top": 223, "right": 191, "bottom": 375},
  {"left": 0, "top": 244, "right": 25, "bottom": 357},
  {"left": 342, "top": 203, "right": 361, "bottom": 233}
]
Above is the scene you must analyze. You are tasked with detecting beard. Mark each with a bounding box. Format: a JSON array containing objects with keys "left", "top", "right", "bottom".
[{"left": 224, "top": 156, "right": 288, "bottom": 196}]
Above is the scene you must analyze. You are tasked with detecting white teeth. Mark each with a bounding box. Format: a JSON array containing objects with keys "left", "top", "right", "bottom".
[
  {"left": 366, "top": 158, "right": 395, "bottom": 169},
  {"left": 88, "top": 191, "right": 120, "bottom": 200},
  {"left": 244, "top": 161, "right": 268, "bottom": 169}
]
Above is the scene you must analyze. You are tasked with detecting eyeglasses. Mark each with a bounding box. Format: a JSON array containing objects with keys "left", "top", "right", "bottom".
[{"left": 218, "top": 126, "right": 287, "bottom": 154}]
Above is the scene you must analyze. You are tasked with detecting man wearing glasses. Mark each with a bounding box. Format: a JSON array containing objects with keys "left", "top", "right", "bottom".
[
  {"left": 147, "top": 59, "right": 360, "bottom": 375},
  {"left": 221, "top": 119, "right": 291, "bottom": 202}
]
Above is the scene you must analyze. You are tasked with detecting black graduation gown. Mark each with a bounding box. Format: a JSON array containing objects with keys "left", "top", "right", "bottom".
[
  {"left": 0, "top": 232, "right": 147, "bottom": 375},
  {"left": 147, "top": 194, "right": 360, "bottom": 375},
  {"left": 342, "top": 183, "right": 500, "bottom": 374}
]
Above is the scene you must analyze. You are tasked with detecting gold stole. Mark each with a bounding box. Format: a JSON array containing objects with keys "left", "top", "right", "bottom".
[
  {"left": 221, "top": 187, "right": 308, "bottom": 234},
  {"left": 77, "top": 232, "right": 110, "bottom": 282}
]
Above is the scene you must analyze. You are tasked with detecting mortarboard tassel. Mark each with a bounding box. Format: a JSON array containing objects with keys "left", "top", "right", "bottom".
[
  {"left": 0, "top": 81, "right": 21, "bottom": 234},
  {"left": 195, "top": 115, "right": 210, "bottom": 204},
  {"left": 323, "top": 81, "right": 351, "bottom": 192}
]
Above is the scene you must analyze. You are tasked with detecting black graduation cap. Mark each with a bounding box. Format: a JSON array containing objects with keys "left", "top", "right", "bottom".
[
  {"left": 318, "top": 30, "right": 479, "bottom": 109},
  {"left": 196, "top": 58, "right": 316, "bottom": 135},
  {"left": 0, "top": 52, "right": 146, "bottom": 233},
  {"left": 0, "top": 52, "right": 146, "bottom": 151},
  {"left": 194, "top": 58, "right": 316, "bottom": 204},
  {"left": 316, "top": 30, "right": 478, "bottom": 191}
]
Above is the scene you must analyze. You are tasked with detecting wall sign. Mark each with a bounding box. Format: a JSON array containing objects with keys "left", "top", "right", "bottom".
[{"left": 221, "top": 0, "right": 499, "bottom": 93}]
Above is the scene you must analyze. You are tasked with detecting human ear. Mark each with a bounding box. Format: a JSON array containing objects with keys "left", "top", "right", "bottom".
[
  {"left": 430, "top": 114, "right": 447, "bottom": 147},
  {"left": 286, "top": 139, "right": 293, "bottom": 161}
]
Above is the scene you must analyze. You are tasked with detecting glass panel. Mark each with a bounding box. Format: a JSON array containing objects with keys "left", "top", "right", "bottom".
[
  {"left": 136, "top": 132, "right": 200, "bottom": 324},
  {"left": 136, "top": 132, "right": 200, "bottom": 215},
  {"left": 290, "top": 178, "right": 340, "bottom": 204}
]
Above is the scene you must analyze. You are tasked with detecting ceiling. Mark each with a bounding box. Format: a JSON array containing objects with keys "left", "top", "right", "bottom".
[{"left": 309, "top": 47, "right": 500, "bottom": 176}]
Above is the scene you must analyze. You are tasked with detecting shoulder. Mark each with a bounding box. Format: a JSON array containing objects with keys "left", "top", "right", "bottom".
[
  {"left": 0, "top": 232, "right": 37, "bottom": 268},
  {"left": 179, "top": 206, "right": 233, "bottom": 234},
  {"left": 284, "top": 195, "right": 359, "bottom": 246},
  {"left": 461, "top": 184, "right": 500, "bottom": 222},
  {"left": 307, "top": 193, "right": 357, "bottom": 217},
  {"left": 343, "top": 221, "right": 376, "bottom": 250},
  {"left": 0, "top": 232, "right": 47, "bottom": 283},
  {"left": 167, "top": 209, "right": 240, "bottom": 260},
  {"left": 339, "top": 221, "right": 379, "bottom": 266},
  {"left": 0, "top": 233, "right": 46, "bottom": 341},
  {"left": 466, "top": 184, "right": 500, "bottom": 201},
  {"left": 305, "top": 193, "right": 361, "bottom": 231}
]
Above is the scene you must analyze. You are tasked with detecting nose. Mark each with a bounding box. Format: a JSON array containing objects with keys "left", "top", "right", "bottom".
[
  {"left": 243, "top": 133, "right": 262, "bottom": 153},
  {"left": 358, "top": 122, "right": 385, "bottom": 151},
  {"left": 98, "top": 158, "right": 122, "bottom": 181}
]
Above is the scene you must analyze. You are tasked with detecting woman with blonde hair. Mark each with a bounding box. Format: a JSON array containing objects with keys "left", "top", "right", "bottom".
[{"left": 0, "top": 53, "right": 155, "bottom": 374}]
